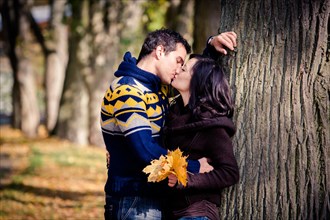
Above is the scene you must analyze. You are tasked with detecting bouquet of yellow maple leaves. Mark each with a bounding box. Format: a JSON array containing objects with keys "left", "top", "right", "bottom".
[{"left": 142, "top": 148, "right": 188, "bottom": 187}]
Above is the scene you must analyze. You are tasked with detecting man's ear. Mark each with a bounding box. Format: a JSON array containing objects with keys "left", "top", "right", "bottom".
[{"left": 155, "top": 45, "right": 165, "bottom": 59}]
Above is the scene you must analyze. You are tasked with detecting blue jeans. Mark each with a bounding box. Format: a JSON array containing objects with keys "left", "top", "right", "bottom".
[
  {"left": 104, "top": 195, "right": 162, "bottom": 220},
  {"left": 178, "top": 217, "right": 210, "bottom": 220}
]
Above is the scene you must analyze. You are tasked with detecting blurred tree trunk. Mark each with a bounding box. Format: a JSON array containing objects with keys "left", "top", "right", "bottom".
[
  {"left": 45, "top": 0, "right": 68, "bottom": 133},
  {"left": 119, "top": 0, "right": 145, "bottom": 57},
  {"left": 218, "top": 0, "right": 329, "bottom": 219},
  {"left": 165, "top": 0, "right": 194, "bottom": 46},
  {"left": 1, "top": 0, "right": 40, "bottom": 138},
  {"left": 192, "top": 0, "right": 220, "bottom": 53},
  {"left": 56, "top": 0, "right": 123, "bottom": 146},
  {"left": 56, "top": 0, "right": 90, "bottom": 145},
  {"left": 86, "top": 0, "right": 123, "bottom": 146}
]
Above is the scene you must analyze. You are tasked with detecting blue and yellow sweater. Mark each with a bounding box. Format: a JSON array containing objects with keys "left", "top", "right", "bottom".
[{"left": 101, "top": 52, "right": 199, "bottom": 196}]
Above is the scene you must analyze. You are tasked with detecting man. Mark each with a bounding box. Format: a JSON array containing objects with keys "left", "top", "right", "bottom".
[{"left": 101, "top": 29, "right": 237, "bottom": 219}]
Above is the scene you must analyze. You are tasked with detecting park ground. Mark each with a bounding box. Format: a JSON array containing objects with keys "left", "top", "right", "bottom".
[{"left": 0, "top": 125, "right": 107, "bottom": 220}]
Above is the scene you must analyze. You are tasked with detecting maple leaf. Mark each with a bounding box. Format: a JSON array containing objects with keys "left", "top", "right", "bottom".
[
  {"left": 168, "top": 148, "right": 188, "bottom": 186},
  {"left": 142, "top": 148, "right": 188, "bottom": 187},
  {"left": 143, "top": 155, "right": 172, "bottom": 182}
]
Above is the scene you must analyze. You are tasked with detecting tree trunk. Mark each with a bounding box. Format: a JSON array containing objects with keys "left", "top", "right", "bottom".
[
  {"left": 165, "top": 0, "right": 194, "bottom": 46},
  {"left": 56, "top": 0, "right": 89, "bottom": 145},
  {"left": 193, "top": 0, "right": 221, "bottom": 53},
  {"left": 86, "top": 0, "right": 123, "bottom": 147},
  {"left": 218, "top": 0, "right": 330, "bottom": 219},
  {"left": 56, "top": 0, "right": 123, "bottom": 146},
  {"left": 1, "top": 0, "right": 40, "bottom": 137},
  {"left": 118, "top": 0, "right": 145, "bottom": 57},
  {"left": 45, "top": 0, "right": 68, "bottom": 133},
  {"left": 1, "top": 0, "right": 20, "bottom": 128}
]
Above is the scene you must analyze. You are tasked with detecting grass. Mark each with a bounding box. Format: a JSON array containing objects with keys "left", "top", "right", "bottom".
[{"left": 0, "top": 126, "right": 107, "bottom": 220}]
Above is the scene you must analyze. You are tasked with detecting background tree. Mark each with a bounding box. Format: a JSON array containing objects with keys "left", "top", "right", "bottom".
[
  {"left": 45, "top": 0, "right": 68, "bottom": 133},
  {"left": 118, "top": 0, "right": 146, "bottom": 57},
  {"left": 192, "top": 0, "right": 220, "bottom": 53},
  {"left": 1, "top": 0, "right": 41, "bottom": 137},
  {"left": 217, "top": 0, "right": 329, "bottom": 219},
  {"left": 56, "top": 0, "right": 124, "bottom": 145},
  {"left": 165, "top": 0, "right": 194, "bottom": 46},
  {"left": 86, "top": 0, "right": 124, "bottom": 146}
]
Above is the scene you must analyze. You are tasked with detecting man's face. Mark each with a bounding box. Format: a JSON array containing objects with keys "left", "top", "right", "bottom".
[{"left": 156, "top": 43, "right": 187, "bottom": 85}]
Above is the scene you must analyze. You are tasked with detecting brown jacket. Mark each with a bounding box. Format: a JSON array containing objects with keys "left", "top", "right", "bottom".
[{"left": 162, "top": 98, "right": 239, "bottom": 220}]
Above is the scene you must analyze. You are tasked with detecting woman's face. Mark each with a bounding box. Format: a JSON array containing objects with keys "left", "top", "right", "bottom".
[{"left": 171, "top": 58, "right": 197, "bottom": 93}]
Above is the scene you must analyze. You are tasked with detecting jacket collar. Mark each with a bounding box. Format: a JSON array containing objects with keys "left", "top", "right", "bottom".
[
  {"left": 114, "top": 52, "right": 161, "bottom": 91},
  {"left": 165, "top": 96, "right": 236, "bottom": 137}
]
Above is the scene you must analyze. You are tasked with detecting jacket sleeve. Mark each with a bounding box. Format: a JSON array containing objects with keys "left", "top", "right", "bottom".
[
  {"left": 202, "top": 36, "right": 221, "bottom": 60},
  {"left": 103, "top": 84, "right": 200, "bottom": 173},
  {"left": 183, "top": 127, "right": 239, "bottom": 190},
  {"left": 203, "top": 36, "right": 232, "bottom": 69}
]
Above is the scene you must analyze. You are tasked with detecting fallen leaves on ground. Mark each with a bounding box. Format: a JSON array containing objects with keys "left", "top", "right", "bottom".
[{"left": 0, "top": 126, "right": 107, "bottom": 220}]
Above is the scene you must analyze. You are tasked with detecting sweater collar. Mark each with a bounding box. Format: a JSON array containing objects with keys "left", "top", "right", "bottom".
[{"left": 114, "top": 52, "right": 161, "bottom": 91}]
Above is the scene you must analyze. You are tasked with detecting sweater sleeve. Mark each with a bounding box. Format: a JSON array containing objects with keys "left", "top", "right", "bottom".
[
  {"left": 182, "top": 127, "right": 239, "bottom": 190},
  {"left": 103, "top": 84, "right": 200, "bottom": 173}
]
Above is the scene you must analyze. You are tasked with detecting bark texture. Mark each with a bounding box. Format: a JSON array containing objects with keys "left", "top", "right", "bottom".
[{"left": 218, "top": 0, "right": 329, "bottom": 219}]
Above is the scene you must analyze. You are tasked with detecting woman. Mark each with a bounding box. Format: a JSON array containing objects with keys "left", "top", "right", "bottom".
[{"left": 163, "top": 55, "right": 239, "bottom": 220}]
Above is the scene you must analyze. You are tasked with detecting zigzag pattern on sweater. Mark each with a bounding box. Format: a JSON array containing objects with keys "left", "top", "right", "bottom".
[{"left": 101, "top": 77, "right": 166, "bottom": 137}]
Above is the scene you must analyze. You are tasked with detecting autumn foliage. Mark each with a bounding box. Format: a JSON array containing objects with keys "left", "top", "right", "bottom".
[{"left": 143, "top": 148, "right": 188, "bottom": 186}]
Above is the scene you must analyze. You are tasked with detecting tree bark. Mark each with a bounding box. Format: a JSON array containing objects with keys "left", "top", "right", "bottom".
[{"left": 218, "top": 0, "right": 330, "bottom": 219}]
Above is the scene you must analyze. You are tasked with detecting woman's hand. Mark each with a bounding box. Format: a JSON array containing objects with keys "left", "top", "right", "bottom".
[
  {"left": 198, "top": 157, "right": 214, "bottom": 173},
  {"left": 209, "top": 31, "right": 237, "bottom": 55},
  {"left": 168, "top": 157, "right": 213, "bottom": 186}
]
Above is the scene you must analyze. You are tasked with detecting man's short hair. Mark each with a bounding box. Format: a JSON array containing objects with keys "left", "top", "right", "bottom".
[{"left": 137, "top": 28, "right": 191, "bottom": 63}]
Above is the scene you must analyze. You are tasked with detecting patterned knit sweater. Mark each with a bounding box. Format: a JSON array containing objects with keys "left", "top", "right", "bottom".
[{"left": 101, "top": 52, "right": 199, "bottom": 196}]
